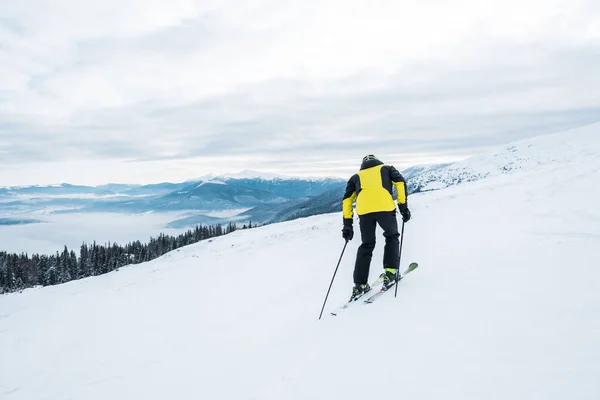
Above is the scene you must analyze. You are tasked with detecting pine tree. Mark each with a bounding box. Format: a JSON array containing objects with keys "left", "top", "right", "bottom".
[{"left": 0, "top": 220, "right": 255, "bottom": 293}]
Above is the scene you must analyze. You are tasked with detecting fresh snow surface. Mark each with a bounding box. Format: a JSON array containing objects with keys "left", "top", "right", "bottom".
[
  {"left": 1, "top": 130, "right": 600, "bottom": 399},
  {"left": 410, "top": 122, "right": 600, "bottom": 191}
]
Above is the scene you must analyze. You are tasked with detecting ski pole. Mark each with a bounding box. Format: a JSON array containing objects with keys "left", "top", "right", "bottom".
[
  {"left": 318, "top": 240, "right": 349, "bottom": 320},
  {"left": 394, "top": 220, "right": 405, "bottom": 298}
]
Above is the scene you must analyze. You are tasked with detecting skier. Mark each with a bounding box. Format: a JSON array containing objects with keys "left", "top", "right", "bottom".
[{"left": 341, "top": 155, "right": 411, "bottom": 300}]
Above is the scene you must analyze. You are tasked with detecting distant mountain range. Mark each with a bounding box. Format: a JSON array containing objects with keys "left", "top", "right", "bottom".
[
  {"left": 0, "top": 173, "right": 348, "bottom": 227},
  {"left": 6, "top": 123, "right": 597, "bottom": 229}
]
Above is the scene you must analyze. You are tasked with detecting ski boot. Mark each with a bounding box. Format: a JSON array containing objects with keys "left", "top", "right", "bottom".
[
  {"left": 350, "top": 283, "right": 371, "bottom": 301},
  {"left": 381, "top": 268, "right": 401, "bottom": 290}
]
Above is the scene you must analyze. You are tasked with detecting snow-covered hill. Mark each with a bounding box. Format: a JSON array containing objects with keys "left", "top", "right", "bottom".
[
  {"left": 407, "top": 122, "right": 600, "bottom": 192},
  {"left": 1, "top": 127, "right": 599, "bottom": 399}
]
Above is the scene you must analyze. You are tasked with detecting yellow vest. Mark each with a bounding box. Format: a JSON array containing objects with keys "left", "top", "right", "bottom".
[
  {"left": 342, "top": 164, "right": 407, "bottom": 218},
  {"left": 355, "top": 165, "right": 397, "bottom": 215}
]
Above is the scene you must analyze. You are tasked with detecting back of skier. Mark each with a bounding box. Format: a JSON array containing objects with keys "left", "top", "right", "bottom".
[{"left": 341, "top": 155, "right": 411, "bottom": 300}]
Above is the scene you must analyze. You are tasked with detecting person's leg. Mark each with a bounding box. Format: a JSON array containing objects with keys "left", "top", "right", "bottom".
[
  {"left": 377, "top": 211, "right": 400, "bottom": 271},
  {"left": 353, "top": 213, "right": 377, "bottom": 284}
]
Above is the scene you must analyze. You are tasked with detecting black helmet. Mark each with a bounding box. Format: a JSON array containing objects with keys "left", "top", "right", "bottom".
[
  {"left": 360, "top": 154, "right": 383, "bottom": 170},
  {"left": 362, "top": 154, "right": 379, "bottom": 162}
]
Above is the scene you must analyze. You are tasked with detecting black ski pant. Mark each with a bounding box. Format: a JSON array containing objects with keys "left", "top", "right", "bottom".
[{"left": 354, "top": 211, "right": 400, "bottom": 285}]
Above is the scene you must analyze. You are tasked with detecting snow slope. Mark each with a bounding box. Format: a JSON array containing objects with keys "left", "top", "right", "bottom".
[
  {"left": 409, "top": 122, "right": 600, "bottom": 192},
  {"left": 1, "top": 128, "right": 600, "bottom": 399}
]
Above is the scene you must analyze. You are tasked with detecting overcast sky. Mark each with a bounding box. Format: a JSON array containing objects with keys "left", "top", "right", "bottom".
[{"left": 1, "top": 0, "right": 599, "bottom": 185}]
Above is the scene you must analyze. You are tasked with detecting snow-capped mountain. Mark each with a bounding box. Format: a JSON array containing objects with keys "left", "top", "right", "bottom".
[
  {"left": 196, "top": 169, "right": 340, "bottom": 182},
  {"left": 2, "top": 123, "right": 599, "bottom": 400},
  {"left": 406, "top": 122, "right": 600, "bottom": 192},
  {"left": 98, "top": 182, "right": 192, "bottom": 197},
  {"left": 158, "top": 180, "right": 288, "bottom": 210},
  {"left": 209, "top": 169, "right": 294, "bottom": 180},
  {"left": 0, "top": 175, "right": 345, "bottom": 213}
]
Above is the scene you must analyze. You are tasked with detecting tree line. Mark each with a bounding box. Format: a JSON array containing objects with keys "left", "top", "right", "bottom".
[{"left": 0, "top": 221, "right": 251, "bottom": 294}]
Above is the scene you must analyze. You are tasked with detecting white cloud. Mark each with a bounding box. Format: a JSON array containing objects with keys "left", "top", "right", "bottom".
[{"left": 1, "top": 0, "right": 599, "bottom": 185}]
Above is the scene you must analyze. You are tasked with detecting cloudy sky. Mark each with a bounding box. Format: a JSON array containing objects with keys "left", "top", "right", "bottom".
[{"left": 1, "top": 0, "right": 599, "bottom": 185}]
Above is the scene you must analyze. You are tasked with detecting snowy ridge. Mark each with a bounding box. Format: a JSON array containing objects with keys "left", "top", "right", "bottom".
[
  {"left": 194, "top": 180, "right": 226, "bottom": 188},
  {"left": 410, "top": 122, "right": 600, "bottom": 192}
]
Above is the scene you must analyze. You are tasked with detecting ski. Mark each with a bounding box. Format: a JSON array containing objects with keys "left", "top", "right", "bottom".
[
  {"left": 364, "top": 262, "right": 419, "bottom": 304},
  {"left": 329, "top": 276, "right": 385, "bottom": 316}
]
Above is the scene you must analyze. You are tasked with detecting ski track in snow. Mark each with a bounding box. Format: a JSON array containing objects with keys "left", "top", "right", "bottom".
[{"left": 1, "top": 126, "right": 600, "bottom": 399}]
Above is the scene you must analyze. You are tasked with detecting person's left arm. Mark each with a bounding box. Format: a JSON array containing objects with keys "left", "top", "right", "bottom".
[{"left": 389, "top": 166, "right": 407, "bottom": 208}]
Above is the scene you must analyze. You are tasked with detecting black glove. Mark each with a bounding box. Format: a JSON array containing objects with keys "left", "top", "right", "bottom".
[
  {"left": 342, "top": 218, "right": 354, "bottom": 241},
  {"left": 398, "top": 204, "right": 411, "bottom": 223},
  {"left": 401, "top": 208, "right": 411, "bottom": 223}
]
